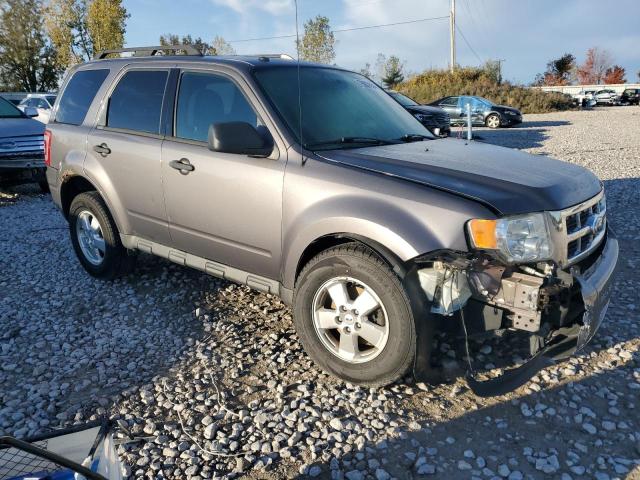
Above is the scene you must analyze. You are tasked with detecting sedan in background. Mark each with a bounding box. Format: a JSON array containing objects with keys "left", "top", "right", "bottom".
[
  {"left": 0, "top": 96, "right": 47, "bottom": 191},
  {"left": 386, "top": 90, "right": 451, "bottom": 136},
  {"left": 429, "top": 95, "right": 522, "bottom": 128},
  {"left": 593, "top": 89, "right": 619, "bottom": 106},
  {"left": 620, "top": 88, "right": 639, "bottom": 105},
  {"left": 18, "top": 93, "right": 57, "bottom": 123}
]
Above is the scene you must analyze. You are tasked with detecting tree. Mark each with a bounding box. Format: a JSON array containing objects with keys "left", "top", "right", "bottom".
[
  {"left": 359, "top": 63, "right": 373, "bottom": 79},
  {"left": 381, "top": 56, "right": 405, "bottom": 88},
  {"left": 296, "top": 15, "right": 335, "bottom": 64},
  {"left": 534, "top": 53, "right": 575, "bottom": 86},
  {"left": 0, "top": 0, "right": 62, "bottom": 91},
  {"left": 211, "top": 35, "right": 235, "bottom": 55},
  {"left": 603, "top": 65, "right": 626, "bottom": 84},
  {"left": 159, "top": 34, "right": 209, "bottom": 54},
  {"left": 576, "top": 47, "right": 613, "bottom": 84},
  {"left": 45, "top": 0, "right": 128, "bottom": 67},
  {"left": 483, "top": 59, "right": 502, "bottom": 84}
]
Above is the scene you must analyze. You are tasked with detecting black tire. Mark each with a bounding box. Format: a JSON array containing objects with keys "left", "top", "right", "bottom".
[
  {"left": 68, "top": 191, "right": 134, "bottom": 279},
  {"left": 293, "top": 243, "right": 416, "bottom": 387},
  {"left": 485, "top": 113, "right": 501, "bottom": 129}
]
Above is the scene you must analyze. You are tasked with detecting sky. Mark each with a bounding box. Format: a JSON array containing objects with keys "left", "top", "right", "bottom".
[{"left": 123, "top": 0, "right": 640, "bottom": 85}]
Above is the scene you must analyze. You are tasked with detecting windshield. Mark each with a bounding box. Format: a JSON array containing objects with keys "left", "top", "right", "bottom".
[
  {"left": 0, "top": 97, "right": 25, "bottom": 118},
  {"left": 475, "top": 96, "right": 494, "bottom": 106},
  {"left": 254, "top": 66, "right": 433, "bottom": 150},
  {"left": 390, "top": 91, "right": 418, "bottom": 107}
]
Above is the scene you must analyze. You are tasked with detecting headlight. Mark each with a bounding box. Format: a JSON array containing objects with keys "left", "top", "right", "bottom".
[{"left": 467, "top": 213, "right": 553, "bottom": 263}]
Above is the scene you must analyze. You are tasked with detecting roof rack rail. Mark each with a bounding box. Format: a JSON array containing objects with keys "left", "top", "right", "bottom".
[
  {"left": 247, "top": 54, "right": 295, "bottom": 61},
  {"left": 94, "top": 45, "right": 203, "bottom": 60}
]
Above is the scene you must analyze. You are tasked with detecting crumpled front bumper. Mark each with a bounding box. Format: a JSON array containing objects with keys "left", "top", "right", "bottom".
[{"left": 467, "top": 231, "right": 618, "bottom": 397}]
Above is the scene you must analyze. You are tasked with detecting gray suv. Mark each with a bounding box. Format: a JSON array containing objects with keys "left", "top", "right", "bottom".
[{"left": 45, "top": 46, "right": 618, "bottom": 395}]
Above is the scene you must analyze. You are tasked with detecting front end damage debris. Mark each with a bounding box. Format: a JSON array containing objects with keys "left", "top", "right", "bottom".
[{"left": 411, "top": 231, "right": 618, "bottom": 397}]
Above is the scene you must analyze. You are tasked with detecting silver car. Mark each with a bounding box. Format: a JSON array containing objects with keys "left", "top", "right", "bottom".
[{"left": 44, "top": 46, "right": 618, "bottom": 395}]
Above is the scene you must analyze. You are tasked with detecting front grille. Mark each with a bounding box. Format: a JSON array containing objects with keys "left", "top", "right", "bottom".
[
  {"left": 0, "top": 135, "right": 44, "bottom": 155},
  {"left": 553, "top": 191, "right": 607, "bottom": 266}
]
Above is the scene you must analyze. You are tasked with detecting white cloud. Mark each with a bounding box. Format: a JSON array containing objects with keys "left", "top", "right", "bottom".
[{"left": 211, "top": 0, "right": 293, "bottom": 16}]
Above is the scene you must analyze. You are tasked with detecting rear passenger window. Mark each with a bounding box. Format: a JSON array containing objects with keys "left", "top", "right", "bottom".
[
  {"left": 56, "top": 69, "right": 109, "bottom": 125},
  {"left": 107, "top": 70, "right": 168, "bottom": 134},
  {"left": 175, "top": 72, "right": 258, "bottom": 142}
]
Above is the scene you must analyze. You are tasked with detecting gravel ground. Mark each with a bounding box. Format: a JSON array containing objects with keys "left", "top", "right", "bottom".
[{"left": 1, "top": 106, "right": 639, "bottom": 480}]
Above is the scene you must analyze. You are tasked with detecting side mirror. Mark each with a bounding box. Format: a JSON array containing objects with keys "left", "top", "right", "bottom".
[
  {"left": 208, "top": 122, "right": 273, "bottom": 157},
  {"left": 24, "top": 106, "right": 39, "bottom": 117}
]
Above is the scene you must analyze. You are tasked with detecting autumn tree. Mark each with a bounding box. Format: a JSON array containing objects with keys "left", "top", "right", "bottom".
[
  {"left": 381, "top": 56, "right": 405, "bottom": 88},
  {"left": 0, "top": 0, "right": 62, "bottom": 91},
  {"left": 296, "top": 15, "right": 335, "bottom": 64},
  {"left": 603, "top": 65, "right": 626, "bottom": 84},
  {"left": 45, "top": 0, "right": 128, "bottom": 67},
  {"left": 576, "top": 47, "right": 613, "bottom": 84}
]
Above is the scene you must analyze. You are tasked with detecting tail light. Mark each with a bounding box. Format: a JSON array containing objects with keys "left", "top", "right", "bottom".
[{"left": 44, "top": 129, "right": 52, "bottom": 167}]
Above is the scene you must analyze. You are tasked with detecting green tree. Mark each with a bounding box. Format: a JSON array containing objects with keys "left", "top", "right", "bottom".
[
  {"left": 159, "top": 34, "right": 209, "bottom": 54},
  {"left": 0, "top": 0, "right": 62, "bottom": 91},
  {"left": 381, "top": 55, "right": 405, "bottom": 88},
  {"left": 296, "top": 15, "right": 335, "bottom": 64},
  {"left": 45, "top": 0, "right": 128, "bottom": 67},
  {"left": 483, "top": 59, "right": 502, "bottom": 84},
  {"left": 535, "top": 53, "right": 575, "bottom": 86}
]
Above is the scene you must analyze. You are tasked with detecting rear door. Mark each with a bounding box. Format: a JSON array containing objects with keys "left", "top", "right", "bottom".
[
  {"left": 85, "top": 67, "right": 171, "bottom": 244},
  {"left": 160, "top": 68, "right": 285, "bottom": 279}
]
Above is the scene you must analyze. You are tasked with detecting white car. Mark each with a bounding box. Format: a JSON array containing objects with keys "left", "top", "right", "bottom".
[
  {"left": 593, "top": 89, "right": 619, "bottom": 106},
  {"left": 17, "top": 93, "right": 57, "bottom": 123},
  {"left": 572, "top": 90, "right": 596, "bottom": 108}
]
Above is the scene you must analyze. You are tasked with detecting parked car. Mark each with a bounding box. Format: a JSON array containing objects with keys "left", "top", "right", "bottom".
[
  {"left": 593, "top": 89, "right": 619, "bottom": 105},
  {"left": 18, "top": 93, "right": 57, "bottom": 123},
  {"left": 386, "top": 90, "right": 450, "bottom": 136},
  {"left": 572, "top": 90, "right": 596, "bottom": 108},
  {"left": 0, "top": 96, "right": 47, "bottom": 191},
  {"left": 45, "top": 47, "right": 617, "bottom": 395},
  {"left": 620, "top": 88, "right": 640, "bottom": 105},
  {"left": 0, "top": 92, "right": 29, "bottom": 105},
  {"left": 429, "top": 95, "right": 522, "bottom": 128}
]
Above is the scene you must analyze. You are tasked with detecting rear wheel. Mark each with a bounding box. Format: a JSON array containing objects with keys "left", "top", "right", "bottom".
[
  {"left": 69, "top": 192, "right": 134, "bottom": 279},
  {"left": 485, "top": 113, "right": 501, "bottom": 128},
  {"left": 293, "top": 243, "right": 416, "bottom": 387}
]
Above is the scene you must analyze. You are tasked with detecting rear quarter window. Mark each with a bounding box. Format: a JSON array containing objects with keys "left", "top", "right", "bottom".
[{"left": 56, "top": 69, "right": 110, "bottom": 125}]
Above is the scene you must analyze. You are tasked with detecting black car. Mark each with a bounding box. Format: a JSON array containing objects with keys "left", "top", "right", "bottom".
[
  {"left": 620, "top": 88, "right": 639, "bottom": 105},
  {"left": 429, "top": 95, "right": 522, "bottom": 128},
  {"left": 387, "top": 90, "right": 451, "bottom": 136}
]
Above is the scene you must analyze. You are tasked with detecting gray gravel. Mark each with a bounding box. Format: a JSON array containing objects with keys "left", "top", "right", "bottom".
[{"left": 1, "top": 106, "right": 639, "bottom": 479}]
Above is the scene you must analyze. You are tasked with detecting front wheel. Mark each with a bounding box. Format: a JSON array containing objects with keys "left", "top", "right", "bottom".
[
  {"left": 293, "top": 243, "right": 416, "bottom": 387},
  {"left": 485, "top": 113, "right": 501, "bottom": 128}
]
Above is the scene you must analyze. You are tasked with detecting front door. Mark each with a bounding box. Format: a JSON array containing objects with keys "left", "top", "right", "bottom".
[
  {"left": 161, "top": 70, "right": 284, "bottom": 279},
  {"left": 85, "top": 68, "right": 171, "bottom": 244}
]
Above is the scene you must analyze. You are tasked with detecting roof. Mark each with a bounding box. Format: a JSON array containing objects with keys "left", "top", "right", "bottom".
[{"left": 79, "top": 54, "right": 340, "bottom": 73}]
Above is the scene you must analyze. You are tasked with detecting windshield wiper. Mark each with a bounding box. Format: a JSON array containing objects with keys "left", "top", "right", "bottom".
[
  {"left": 306, "top": 137, "right": 397, "bottom": 149},
  {"left": 398, "top": 133, "right": 433, "bottom": 142}
]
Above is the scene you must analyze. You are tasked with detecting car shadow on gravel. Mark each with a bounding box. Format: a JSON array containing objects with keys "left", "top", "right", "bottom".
[
  {"left": 294, "top": 355, "right": 640, "bottom": 480},
  {"left": 471, "top": 128, "right": 550, "bottom": 150}
]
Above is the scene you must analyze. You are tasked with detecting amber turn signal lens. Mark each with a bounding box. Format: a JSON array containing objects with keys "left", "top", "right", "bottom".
[{"left": 468, "top": 219, "right": 497, "bottom": 249}]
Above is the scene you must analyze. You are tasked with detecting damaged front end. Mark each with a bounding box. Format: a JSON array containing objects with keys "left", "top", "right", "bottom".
[{"left": 410, "top": 196, "right": 618, "bottom": 396}]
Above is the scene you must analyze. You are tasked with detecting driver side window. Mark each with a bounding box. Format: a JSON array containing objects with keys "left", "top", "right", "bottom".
[{"left": 175, "top": 72, "right": 259, "bottom": 143}]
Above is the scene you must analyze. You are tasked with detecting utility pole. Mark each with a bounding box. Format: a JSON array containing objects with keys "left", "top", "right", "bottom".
[{"left": 449, "top": 0, "right": 456, "bottom": 73}]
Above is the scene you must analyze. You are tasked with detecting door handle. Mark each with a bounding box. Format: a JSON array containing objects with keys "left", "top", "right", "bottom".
[
  {"left": 93, "top": 143, "right": 111, "bottom": 157},
  {"left": 169, "top": 158, "right": 195, "bottom": 175}
]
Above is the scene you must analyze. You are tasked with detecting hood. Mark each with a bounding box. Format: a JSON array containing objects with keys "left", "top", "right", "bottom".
[
  {"left": 406, "top": 105, "right": 448, "bottom": 115},
  {"left": 0, "top": 117, "right": 45, "bottom": 138},
  {"left": 493, "top": 105, "right": 520, "bottom": 113},
  {"left": 316, "top": 138, "right": 602, "bottom": 215}
]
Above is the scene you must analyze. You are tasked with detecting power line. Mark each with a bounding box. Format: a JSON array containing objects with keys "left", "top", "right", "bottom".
[
  {"left": 228, "top": 15, "right": 449, "bottom": 43},
  {"left": 455, "top": 24, "right": 482, "bottom": 64}
]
